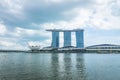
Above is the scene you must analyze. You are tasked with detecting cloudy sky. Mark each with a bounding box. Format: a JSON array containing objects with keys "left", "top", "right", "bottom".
[{"left": 0, "top": 0, "right": 120, "bottom": 50}]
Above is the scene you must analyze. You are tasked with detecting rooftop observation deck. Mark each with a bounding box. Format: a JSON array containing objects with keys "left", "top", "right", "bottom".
[{"left": 46, "top": 29, "right": 84, "bottom": 32}]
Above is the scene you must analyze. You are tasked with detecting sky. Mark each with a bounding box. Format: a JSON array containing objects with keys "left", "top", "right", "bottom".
[{"left": 0, "top": 0, "right": 120, "bottom": 50}]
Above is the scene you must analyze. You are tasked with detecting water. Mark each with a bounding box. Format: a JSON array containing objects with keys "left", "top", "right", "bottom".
[{"left": 0, "top": 52, "right": 120, "bottom": 80}]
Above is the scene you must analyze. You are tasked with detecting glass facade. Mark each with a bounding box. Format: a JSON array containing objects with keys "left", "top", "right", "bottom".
[
  {"left": 52, "top": 31, "right": 59, "bottom": 48},
  {"left": 64, "top": 31, "right": 71, "bottom": 47},
  {"left": 48, "top": 29, "right": 84, "bottom": 48},
  {"left": 76, "top": 30, "right": 84, "bottom": 48}
]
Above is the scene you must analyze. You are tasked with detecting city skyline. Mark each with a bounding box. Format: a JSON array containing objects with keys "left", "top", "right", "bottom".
[{"left": 0, "top": 0, "right": 120, "bottom": 50}]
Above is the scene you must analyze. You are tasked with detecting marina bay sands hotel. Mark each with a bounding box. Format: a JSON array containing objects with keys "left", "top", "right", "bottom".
[{"left": 46, "top": 29, "right": 84, "bottom": 48}]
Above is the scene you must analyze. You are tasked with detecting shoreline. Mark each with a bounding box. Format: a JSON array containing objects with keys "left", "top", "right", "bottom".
[{"left": 0, "top": 49, "right": 120, "bottom": 53}]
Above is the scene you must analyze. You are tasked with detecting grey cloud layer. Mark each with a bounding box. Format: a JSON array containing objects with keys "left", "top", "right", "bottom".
[{"left": 0, "top": 0, "right": 94, "bottom": 29}]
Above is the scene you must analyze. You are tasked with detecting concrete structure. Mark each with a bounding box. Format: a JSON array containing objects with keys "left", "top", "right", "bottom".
[
  {"left": 86, "top": 44, "right": 120, "bottom": 53},
  {"left": 51, "top": 31, "right": 59, "bottom": 48},
  {"left": 64, "top": 31, "right": 71, "bottom": 47},
  {"left": 86, "top": 44, "right": 120, "bottom": 50},
  {"left": 76, "top": 30, "right": 84, "bottom": 48},
  {"left": 46, "top": 29, "right": 84, "bottom": 48}
]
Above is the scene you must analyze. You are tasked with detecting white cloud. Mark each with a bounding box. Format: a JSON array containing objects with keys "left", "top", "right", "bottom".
[
  {"left": 10, "top": 27, "right": 50, "bottom": 38},
  {"left": 46, "top": 0, "right": 64, "bottom": 3},
  {"left": 85, "top": 36, "right": 120, "bottom": 46},
  {"left": 59, "top": 32, "right": 64, "bottom": 47},
  {"left": 48, "top": 0, "right": 84, "bottom": 4},
  {"left": 0, "top": 26, "right": 52, "bottom": 49},
  {"left": 42, "top": 0, "right": 120, "bottom": 30},
  {"left": 90, "top": 0, "right": 120, "bottom": 30},
  {"left": 0, "top": 0, "right": 24, "bottom": 18},
  {"left": 0, "top": 23, "right": 7, "bottom": 35},
  {"left": 6, "top": 0, "right": 22, "bottom": 12},
  {"left": 42, "top": 8, "right": 92, "bottom": 29},
  {"left": 0, "top": 36, "right": 27, "bottom": 50},
  {"left": 0, "top": 41, "right": 14, "bottom": 47},
  {"left": 0, "top": 40, "right": 27, "bottom": 50}
]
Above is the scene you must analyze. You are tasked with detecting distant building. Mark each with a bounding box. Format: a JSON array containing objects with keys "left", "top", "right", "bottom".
[
  {"left": 46, "top": 29, "right": 84, "bottom": 48},
  {"left": 86, "top": 44, "right": 120, "bottom": 50},
  {"left": 64, "top": 31, "right": 71, "bottom": 47},
  {"left": 52, "top": 31, "right": 59, "bottom": 48},
  {"left": 76, "top": 30, "right": 84, "bottom": 48}
]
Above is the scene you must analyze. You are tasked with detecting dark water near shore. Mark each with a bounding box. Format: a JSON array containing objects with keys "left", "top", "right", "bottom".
[{"left": 0, "top": 53, "right": 120, "bottom": 80}]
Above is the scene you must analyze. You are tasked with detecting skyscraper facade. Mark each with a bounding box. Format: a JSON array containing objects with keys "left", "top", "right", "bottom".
[
  {"left": 52, "top": 31, "right": 59, "bottom": 48},
  {"left": 75, "top": 30, "right": 84, "bottom": 48},
  {"left": 64, "top": 31, "right": 71, "bottom": 47},
  {"left": 46, "top": 29, "right": 84, "bottom": 48}
]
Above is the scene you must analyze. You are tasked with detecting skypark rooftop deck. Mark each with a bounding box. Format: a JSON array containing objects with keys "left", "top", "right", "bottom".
[{"left": 46, "top": 29, "right": 84, "bottom": 32}]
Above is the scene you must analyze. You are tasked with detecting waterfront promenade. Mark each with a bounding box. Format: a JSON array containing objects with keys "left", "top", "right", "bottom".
[{"left": 0, "top": 48, "right": 120, "bottom": 53}]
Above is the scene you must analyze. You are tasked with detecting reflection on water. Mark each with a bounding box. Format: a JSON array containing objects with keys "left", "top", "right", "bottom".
[
  {"left": 0, "top": 53, "right": 120, "bottom": 80},
  {"left": 64, "top": 53, "right": 72, "bottom": 80},
  {"left": 76, "top": 54, "right": 86, "bottom": 80},
  {"left": 51, "top": 53, "right": 86, "bottom": 80},
  {"left": 51, "top": 54, "right": 59, "bottom": 80}
]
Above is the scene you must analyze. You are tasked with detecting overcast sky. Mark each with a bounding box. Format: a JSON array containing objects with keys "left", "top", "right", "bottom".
[{"left": 0, "top": 0, "right": 120, "bottom": 50}]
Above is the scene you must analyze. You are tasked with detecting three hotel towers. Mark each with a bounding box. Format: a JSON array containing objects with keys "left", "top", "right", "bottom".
[{"left": 46, "top": 29, "right": 84, "bottom": 48}]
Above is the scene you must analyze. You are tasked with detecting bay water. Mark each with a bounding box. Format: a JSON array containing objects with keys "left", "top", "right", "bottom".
[{"left": 0, "top": 52, "right": 120, "bottom": 80}]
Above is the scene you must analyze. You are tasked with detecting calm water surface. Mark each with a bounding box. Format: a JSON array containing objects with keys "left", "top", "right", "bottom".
[{"left": 0, "top": 52, "right": 120, "bottom": 80}]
